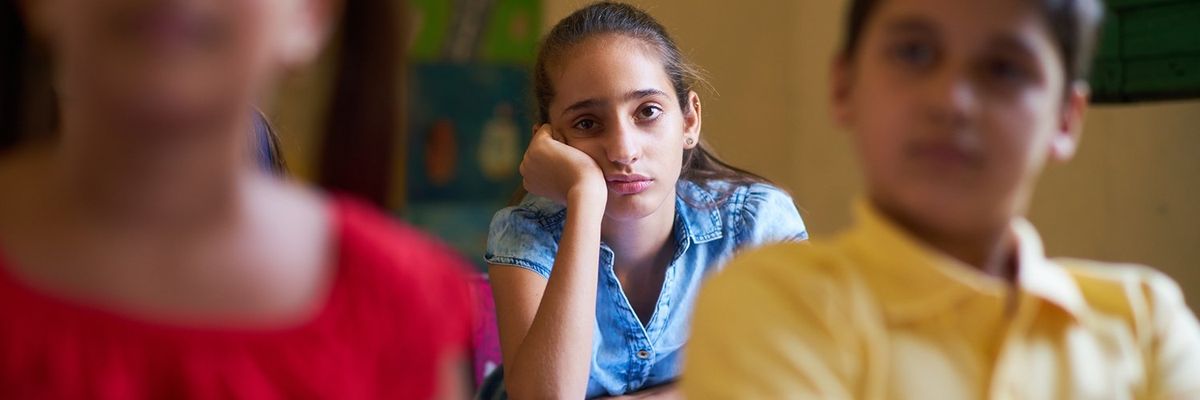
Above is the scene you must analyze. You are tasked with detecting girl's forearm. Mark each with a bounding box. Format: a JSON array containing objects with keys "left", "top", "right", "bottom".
[{"left": 504, "top": 188, "right": 606, "bottom": 398}]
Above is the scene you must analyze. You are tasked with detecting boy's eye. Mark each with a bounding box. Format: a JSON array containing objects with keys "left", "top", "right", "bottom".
[
  {"left": 636, "top": 105, "right": 663, "bottom": 121},
  {"left": 573, "top": 118, "right": 598, "bottom": 131},
  {"left": 984, "top": 58, "right": 1032, "bottom": 84},
  {"left": 890, "top": 39, "right": 937, "bottom": 68}
]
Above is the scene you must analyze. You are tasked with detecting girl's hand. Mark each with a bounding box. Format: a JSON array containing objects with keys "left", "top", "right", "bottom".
[{"left": 519, "top": 124, "right": 606, "bottom": 204}]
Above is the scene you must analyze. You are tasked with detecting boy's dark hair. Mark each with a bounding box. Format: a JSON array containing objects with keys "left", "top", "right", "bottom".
[
  {"left": 530, "top": 1, "right": 772, "bottom": 204},
  {"left": 840, "top": 0, "right": 1105, "bottom": 85}
]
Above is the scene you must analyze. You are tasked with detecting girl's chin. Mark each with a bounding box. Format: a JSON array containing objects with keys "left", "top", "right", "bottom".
[{"left": 603, "top": 192, "right": 669, "bottom": 221}]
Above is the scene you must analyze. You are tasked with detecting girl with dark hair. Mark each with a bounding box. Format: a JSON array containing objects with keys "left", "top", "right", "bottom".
[
  {"left": 482, "top": 2, "right": 808, "bottom": 398},
  {"left": 0, "top": 0, "right": 470, "bottom": 398}
]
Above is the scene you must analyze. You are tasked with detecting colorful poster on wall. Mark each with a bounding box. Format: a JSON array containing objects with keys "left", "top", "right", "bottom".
[
  {"left": 479, "top": 0, "right": 540, "bottom": 64},
  {"left": 404, "top": 0, "right": 539, "bottom": 272},
  {"left": 405, "top": 63, "right": 532, "bottom": 270},
  {"left": 404, "top": 202, "right": 497, "bottom": 268},
  {"left": 407, "top": 0, "right": 452, "bottom": 61},
  {"left": 407, "top": 63, "right": 530, "bottom": 202},
  {"left": 409, "top": 0, "right": 540, "bottom": 64}
]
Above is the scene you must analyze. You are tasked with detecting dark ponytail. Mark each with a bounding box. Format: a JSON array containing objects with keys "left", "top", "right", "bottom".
[
  {"left": 315, "top": 0, "right": 401, "bottom": 206},
  {"left": 1, "top": 2, "right": 56, "bottom": 154},
  {"left": 531, "top": 2, "right": 771, "bottom": 206}
]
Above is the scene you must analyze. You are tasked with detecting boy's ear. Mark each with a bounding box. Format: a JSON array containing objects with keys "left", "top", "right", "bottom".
[
  {"left": 830, "top": 56, "right": 854, "bottom": 129},
  {"left": 1049, "top": 82, "right": 1089, "bottom": 163},
  {"left": 683, "top": 90, "right": 702, "bottom": 149}
]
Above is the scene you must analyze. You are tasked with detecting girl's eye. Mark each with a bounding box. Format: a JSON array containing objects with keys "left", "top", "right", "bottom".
[
  {"left": 573, "top": 118, "right": 597, "bottom": 131},
  {"left": 636, "top": 106, "right": 663, "bottom": 121},
  {"left": 889, "top": 39, "right": 937, "bottom": 69}
]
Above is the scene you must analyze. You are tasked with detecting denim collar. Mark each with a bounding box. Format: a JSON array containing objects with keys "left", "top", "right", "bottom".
[{"left": 675, "top": 180, "right": 724, "bottom": 244}]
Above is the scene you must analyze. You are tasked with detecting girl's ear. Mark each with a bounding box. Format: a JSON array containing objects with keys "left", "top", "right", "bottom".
[
  {"left": 1049, "top": 82, "right": 1089, "bottom": 163},
  {"left": 278, "top": 0, "right": 342, "bottom": 68},
  {"left": 830, "top": 55, "right": 855, "bottom": 129},
  {"left": 683, "top": 90, "right": 702, "bottom": 150}
]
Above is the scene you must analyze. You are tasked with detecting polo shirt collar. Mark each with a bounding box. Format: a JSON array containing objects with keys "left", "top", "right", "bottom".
[{"left": 842, "top": 200, "right": 1085, "bottom": 324}]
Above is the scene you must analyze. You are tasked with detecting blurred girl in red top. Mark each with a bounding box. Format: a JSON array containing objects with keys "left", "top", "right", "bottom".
[{"left": 0, "top": 0, "right": 471, "bottom": 398}]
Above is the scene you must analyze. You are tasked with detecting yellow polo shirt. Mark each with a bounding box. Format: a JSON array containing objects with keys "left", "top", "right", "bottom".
[{"left": 684, "top": 203, "right": 1200, "bottom": 399}]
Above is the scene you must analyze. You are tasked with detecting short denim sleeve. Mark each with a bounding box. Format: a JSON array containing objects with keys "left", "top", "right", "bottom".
[
  {"left": 735, "top": 183, "right": 808, "bottom": 247},
  {"left": 484, "top": 204, "right": 560, "bottom": 278}
]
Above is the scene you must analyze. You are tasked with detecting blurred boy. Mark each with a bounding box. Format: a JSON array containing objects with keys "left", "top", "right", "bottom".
[{"left": 683, "top": 0, "right": 1200, "bottom": 398}]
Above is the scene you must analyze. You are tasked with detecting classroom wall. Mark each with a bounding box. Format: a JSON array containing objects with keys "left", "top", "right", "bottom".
[
  {"left": 543, "top": 0, "right": 1200, "bottom": 309},
  {"left": 269, "top": 1, "right": 1198, "bottom": 309},
  {"left": 1031, "top": 100, "right": 1200, "bottom": 308}
]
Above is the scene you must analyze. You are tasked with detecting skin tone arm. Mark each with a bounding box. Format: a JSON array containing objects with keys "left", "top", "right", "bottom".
[{"left": 490, "top": 125, "right": 608, "bottom": 399}]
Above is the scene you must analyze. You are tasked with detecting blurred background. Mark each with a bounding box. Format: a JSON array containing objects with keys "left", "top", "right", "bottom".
[{"left": 265, "top": 0, "right": 1200, "bottom": 309}]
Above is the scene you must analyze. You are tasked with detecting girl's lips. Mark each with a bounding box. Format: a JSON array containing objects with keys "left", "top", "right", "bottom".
[
  {"left": 909, "top": 141, "right": 983, "bottom": 170},
  {"left": 606, "top": 175, "right": 654, "bottom": 195},
  {"left": 120, "top": 4, "right": 217, "bottom": 52}
]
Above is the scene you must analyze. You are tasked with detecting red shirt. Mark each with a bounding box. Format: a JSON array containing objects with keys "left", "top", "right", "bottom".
[{"left": 0, "top": 197, "right": 472, "bottom": 399}]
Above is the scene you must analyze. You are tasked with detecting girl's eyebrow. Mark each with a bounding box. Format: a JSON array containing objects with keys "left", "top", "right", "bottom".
[
  {"left": 883, "top": 16, "right": 937, "bottom": 37},
  {"left": 560, "top": 88, "right": 669, "bottom": 117},
  {"left": 562, "top": 98, "right": 603, "bottom": 117},
  {"left": 628, "top": 88, "right": 668, "bottom": 101}
]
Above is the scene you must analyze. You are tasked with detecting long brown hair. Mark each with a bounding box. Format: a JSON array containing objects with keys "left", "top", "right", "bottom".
[
  {"left": 0, "top": 0, "right": 22, "bottom": 149},
  {"left": 0, "top": 1, "right": 47, "bottom": 153},
  {"left": 315, "top": 0, "right": 400, "bottom": 205},
  {"left": 526, "top": 1, "right": 771, "bottom": 206}
]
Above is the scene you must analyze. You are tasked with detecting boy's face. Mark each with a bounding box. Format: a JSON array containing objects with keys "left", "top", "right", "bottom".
[{"left": 833, "top": 0, "right": 1088, "bottom": 236}]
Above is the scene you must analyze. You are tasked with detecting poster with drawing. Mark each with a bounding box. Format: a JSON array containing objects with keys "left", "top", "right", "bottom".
[
  {"left": 402, "top": 0, "right": 540, "bottom": 278},
  {"left": 406, "top": 64, "right": 530, "bottom": 203}
]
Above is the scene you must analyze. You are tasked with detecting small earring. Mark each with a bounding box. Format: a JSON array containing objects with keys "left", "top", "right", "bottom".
[{"left": 686, "top": 138, "right": 695, "bottom": 145}]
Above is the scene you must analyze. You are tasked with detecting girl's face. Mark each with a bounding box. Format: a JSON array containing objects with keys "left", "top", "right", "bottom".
[
  {"left": 547, "top": 34, "right": 701, "bottom": 221},
  {"left": 25, "top": 0, "right": 329, "bottom": 135},
  {"left": 833, "top": 0, "right": 1087, "bottom": 235}
]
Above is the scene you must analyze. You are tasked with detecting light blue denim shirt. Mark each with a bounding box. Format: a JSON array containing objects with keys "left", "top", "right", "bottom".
[{"left": 484, "top": 180, "right": 807, "bottom": 398}]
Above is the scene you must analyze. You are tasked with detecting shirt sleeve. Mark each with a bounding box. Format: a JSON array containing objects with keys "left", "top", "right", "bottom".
[
  {"left": 484, "top": 206, "right": 558, "bottom": 278},
  {"left": 735, "top": 184, "right": 808, "bottom": 248},
  {"left": 683, "top": 245, "right": 863, "bottom": 399},
  {"left": 1143, "top": 271, "right": 1200, "bottom": 398}
]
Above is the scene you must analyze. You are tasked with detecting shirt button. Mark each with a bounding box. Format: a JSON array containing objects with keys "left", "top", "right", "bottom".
[{"left": 636, "top": 350, "right": 650, "bottom": 359}]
